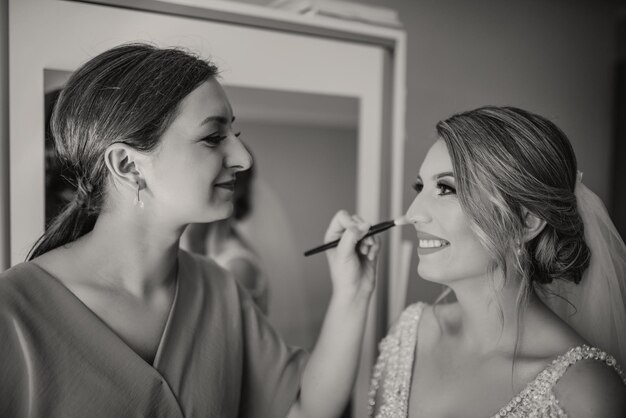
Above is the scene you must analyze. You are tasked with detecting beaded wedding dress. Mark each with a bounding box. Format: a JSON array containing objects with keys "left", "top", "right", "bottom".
[{"left": 367, "top": 303, "right": 626, "bottom": 418}]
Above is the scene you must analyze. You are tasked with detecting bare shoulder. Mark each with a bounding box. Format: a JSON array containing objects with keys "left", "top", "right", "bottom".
[
  {"left": 554, "top": 357, "right": 626, "bottom": 418},
  {"left": 416, "top": 302, "right": 436, "bottom": 332}
]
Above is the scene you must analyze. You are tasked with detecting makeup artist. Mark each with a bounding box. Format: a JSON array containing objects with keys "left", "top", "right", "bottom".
[{"left": 0, "top": 43, "right": 380, "bottom": 418}]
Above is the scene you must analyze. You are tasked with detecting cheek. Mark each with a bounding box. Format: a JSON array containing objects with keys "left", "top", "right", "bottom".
[
  {"left": 205, "top": 154, "right": 224, "bottom": 181},
  {"left": 449, "top": 227, "right": 492, "bottom": 274},
  {"left": 145, "top": 159, "right": 192, "bottom": 207},
  {"left": 417, "top": 214, "right": 492, "bottom": 281},
  {"left": 418, "top": 241, "right": 491, "bottom": 282},
  {"left": 159, "top": 149, "right": 222, "bottom": 184}
]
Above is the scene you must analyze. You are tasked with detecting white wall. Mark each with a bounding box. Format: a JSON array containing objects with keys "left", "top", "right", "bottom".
[{"left": 355, "top": 0, "right": 618, "bottom": 305}]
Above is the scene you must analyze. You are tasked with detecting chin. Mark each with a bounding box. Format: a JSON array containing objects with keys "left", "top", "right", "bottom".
[
  {"left": 195, "top": 203, "right": 233, "bottom": 224},
  {"left": 417, "top": 262, "right": 453, "bottom": 284}
]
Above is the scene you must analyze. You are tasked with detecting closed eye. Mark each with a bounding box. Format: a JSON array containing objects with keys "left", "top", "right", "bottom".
[
  {"left": 200, "top": 130, "right": 242, "bottom": 148},
  {"left": 200, "top": 133, "right": 226, "bottom": 146}
]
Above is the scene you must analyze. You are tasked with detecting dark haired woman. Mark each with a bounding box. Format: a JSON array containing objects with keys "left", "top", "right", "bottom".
[
  {"left": 0, "top": 43, "right": 380, "bottom": 418},
  {"left": 368, "top": 106, "right": 626, "bottom": 417}
]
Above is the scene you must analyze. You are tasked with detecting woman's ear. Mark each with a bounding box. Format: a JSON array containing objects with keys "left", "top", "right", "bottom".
[
  {"left": 522, "top": 208, "right": 547, "bottom": 242},
  {"left": 104, "top": 143, "right": 147, "bottom": 191}
]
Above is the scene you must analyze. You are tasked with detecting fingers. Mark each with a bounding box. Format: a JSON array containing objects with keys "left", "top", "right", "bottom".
[
  {"left": 358, "top": 236, "right": 374, "bottom": 255},
  {"left": 358, "top": 235, "right": 381, "bottom": 261},
  {"left": 324, "top": 210, "right": 370, "bottom": 243},
  {"left": 351, "top": 213, "right": 379, "bottom": 260},
  {"left": 352, "top": 213, "right": 366, "bottom": 224},
  {"left": 352, "top": 215, "right": 380, "bottom": 261},
  {"left": 335, "top": 223, "right": 370, "bottom": 256},
  {"left": 323, "top": 210, "right": 383, "bottom": 264}
]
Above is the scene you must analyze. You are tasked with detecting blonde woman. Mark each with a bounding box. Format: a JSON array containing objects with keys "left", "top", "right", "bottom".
[{"left": 369, "top": 106, "right": 626, "bottom": 417}]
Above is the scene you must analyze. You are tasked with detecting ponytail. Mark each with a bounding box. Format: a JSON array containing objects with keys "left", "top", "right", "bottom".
[
  {"left": 26, "top": 203, "right": 97, "bottom": 260},
  {"left": 27, "top": 178, "right": 98, "bottom": 260}
]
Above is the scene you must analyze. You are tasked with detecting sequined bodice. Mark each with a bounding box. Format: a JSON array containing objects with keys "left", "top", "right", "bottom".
[{"left": 368, "top": 302, "right": 626, "bottom": 418}]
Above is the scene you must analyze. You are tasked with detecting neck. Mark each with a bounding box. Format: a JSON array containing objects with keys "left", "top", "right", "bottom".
[
  {"left": 442, "top": 272, "right": 536, "bottom": 354},
  {"left": 73, "top": 210, "right": 182, "bottom": 297},
  {"left": 206, "top": 219, "right": 233, "bottom": 255}
]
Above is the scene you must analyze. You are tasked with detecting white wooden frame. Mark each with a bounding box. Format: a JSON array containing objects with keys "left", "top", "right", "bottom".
[{"left": 4, "top": 1, "right": 406, "bottom": 415}]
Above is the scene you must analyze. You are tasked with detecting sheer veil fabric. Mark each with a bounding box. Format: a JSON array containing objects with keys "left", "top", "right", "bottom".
[{"left": 539, "top": 174, "right": 626, "bottom": 367}]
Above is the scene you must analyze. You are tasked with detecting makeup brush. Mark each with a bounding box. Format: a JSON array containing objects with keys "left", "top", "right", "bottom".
[{"left": 304, "top": 217, "right": 410, "bottom": 256}]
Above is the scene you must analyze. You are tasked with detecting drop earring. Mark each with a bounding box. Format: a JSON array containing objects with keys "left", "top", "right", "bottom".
[{"left": 134, "top": 181, "right": 144, "bottom": 209}]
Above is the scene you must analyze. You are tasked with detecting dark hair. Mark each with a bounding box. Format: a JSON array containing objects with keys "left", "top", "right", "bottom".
[
  {"left": 44, "top": 88, "right": 75, "bottom": 226},
  {"left": 436, "top": 106, "right": 590, "bottom": 289},
  {"left": 28, "top": 43, "right": 219, "bottom": 260}
]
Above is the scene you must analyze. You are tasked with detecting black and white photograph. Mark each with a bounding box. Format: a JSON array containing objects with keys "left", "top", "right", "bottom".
[{"left": 0, "top": 0, "right": 625, "bottom": 417}]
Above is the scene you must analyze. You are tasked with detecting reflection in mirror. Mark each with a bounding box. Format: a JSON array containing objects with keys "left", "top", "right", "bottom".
[
  {"left": 43, "top": 70, "right": 359, "bottom": 352},
  {"left": 224, "top": 86, "right": 358, "bottom": 350},
  {"left": 44, "top": 70, "right": 75, "bottom": 228}
]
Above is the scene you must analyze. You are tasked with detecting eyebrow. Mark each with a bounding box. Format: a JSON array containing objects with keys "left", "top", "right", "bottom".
[
  {"left": 199, "top": 115, "right": 236, "bottom": 126},
  {"left": 436, "top": 171, "right": 454, "bottom": 179},
  {"left": 415, "top": 171, "right": 455, "bottom": 182}
]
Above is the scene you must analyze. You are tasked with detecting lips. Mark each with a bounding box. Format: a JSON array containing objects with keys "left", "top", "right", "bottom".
[{"left": 214, "top": 179, "right": 236, "bottom": 191}]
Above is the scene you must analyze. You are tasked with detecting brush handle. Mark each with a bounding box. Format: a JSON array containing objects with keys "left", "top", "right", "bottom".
[{"left": 303, "top": 220, "right": 395, "bottom": 257}]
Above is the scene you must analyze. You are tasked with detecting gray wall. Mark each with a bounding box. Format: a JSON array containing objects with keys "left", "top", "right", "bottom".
[
  {"left": 355, "top": 0, "right": 619, "bottom": 305},
  {"left": 0, "top": 0, "right": 8, "bottom": 271},
  {"left": 236, "top": 122, "right": 357, "bottom": 349},
  {"left": 612, "top": 11, "right": 626, "bottom": 240}
]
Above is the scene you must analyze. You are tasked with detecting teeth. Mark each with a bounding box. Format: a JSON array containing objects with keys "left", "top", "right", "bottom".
[{"left": 418, "top": 239, "right": 448, "bottom": 248}]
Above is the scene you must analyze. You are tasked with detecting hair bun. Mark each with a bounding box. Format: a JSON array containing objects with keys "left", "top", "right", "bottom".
[{"left": 532, "top": 227, "right": 590, "bottom": 285}]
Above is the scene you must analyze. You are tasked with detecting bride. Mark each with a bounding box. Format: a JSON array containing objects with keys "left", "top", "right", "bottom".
[{"left": 368, "top": 106, "right": 626, "bottom": 417}]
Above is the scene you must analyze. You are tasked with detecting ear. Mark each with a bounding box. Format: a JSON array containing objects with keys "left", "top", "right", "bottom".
[
  {"left": 104, "top": 143, "right": 147, "bottom": 191},
  {"left": 521, "top": 208, "right": 547, "bottom": 242}
]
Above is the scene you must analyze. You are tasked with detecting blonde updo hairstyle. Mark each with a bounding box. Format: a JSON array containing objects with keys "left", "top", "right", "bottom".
[{"left": 436, "top": 106, "right": 590, "bottom": 306}]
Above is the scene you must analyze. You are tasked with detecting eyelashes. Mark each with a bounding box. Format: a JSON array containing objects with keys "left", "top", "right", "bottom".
[
  {"left": 202, "top": 135, "right": 226, "bottom": 146},
  {"left": 436, "top": 182, "right": 456, "bottom": 196},
  {"left": 200, "top": 131, "right": 242, "bottom": 147},
  {"left": 411, "top": 181, "right": 456, "bottom": 196}
]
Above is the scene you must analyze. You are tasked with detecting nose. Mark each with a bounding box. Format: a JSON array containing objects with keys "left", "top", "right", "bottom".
[
  {"left": 405, "top": 192, "right": 432, "bottom": 225},
  {"left": 223, "top": 133, "right": 252, "bottom": 173}
]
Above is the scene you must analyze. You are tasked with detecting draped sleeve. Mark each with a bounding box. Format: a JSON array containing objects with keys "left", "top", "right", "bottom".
[
  {"left": 175, "top": 250, "right": 308, "bottom": 418},
  {"left": 0, "top": 289, "right": 31, "bottom": 418},
  {"left": 0, "top": 263, "right": 185, "bottom": 418},
  {"left": 236, "top": 278, "right": 308, "bottom": 417},
  {"left": 0, "top": 254, "right": 308, "bottom": 418}
]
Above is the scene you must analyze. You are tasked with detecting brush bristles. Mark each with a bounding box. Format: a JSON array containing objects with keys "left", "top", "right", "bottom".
[{"left": 393, "top": 217, "right": 410, "bottom": 226}]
